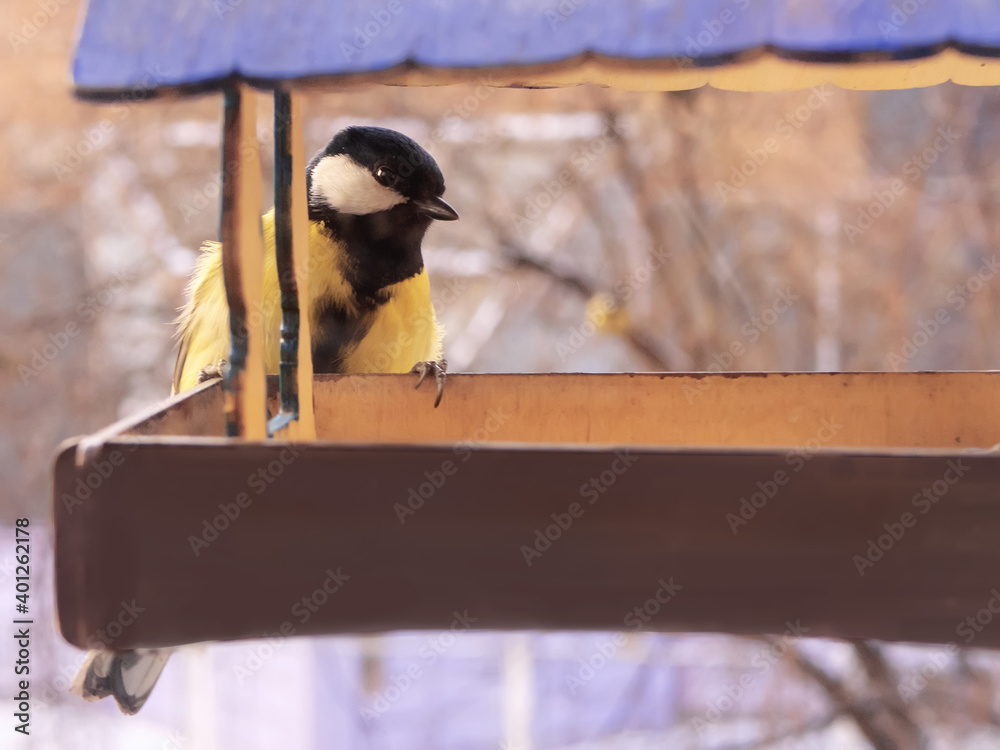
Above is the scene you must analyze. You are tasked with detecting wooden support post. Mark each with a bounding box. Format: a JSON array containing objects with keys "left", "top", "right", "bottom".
[
  {"left": 270, "top": 90, "right": 315, "bottom": 440},
  {"left": 220, "top": 84, "right": 267, "bottom": 439}
]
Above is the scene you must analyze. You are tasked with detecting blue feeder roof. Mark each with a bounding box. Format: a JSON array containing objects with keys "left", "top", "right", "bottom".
[{"left": 73, "top": 0, "right": 1000, "bottom": 99}]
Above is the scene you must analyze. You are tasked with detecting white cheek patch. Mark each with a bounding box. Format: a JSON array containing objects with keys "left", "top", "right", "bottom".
[{"left": 310, "top": 154, "right": 407, "bottom": 215}]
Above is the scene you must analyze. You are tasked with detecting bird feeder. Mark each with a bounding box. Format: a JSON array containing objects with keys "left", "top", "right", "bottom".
[{"left": 57, "top": 0, "right": 1000, "bottom": 664}]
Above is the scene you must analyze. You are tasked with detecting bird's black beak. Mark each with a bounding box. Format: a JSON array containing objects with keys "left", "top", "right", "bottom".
[{"left": 412, "top": 196, "right": 459, "bottom": 221}]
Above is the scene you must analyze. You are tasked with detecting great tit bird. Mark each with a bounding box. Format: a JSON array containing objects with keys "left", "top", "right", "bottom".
[
  {"left": 72, "top": 126, "right": 458, "bottom": 715},
  {"left": 174, "top": 124, "right": 458, "bottom": 399}
]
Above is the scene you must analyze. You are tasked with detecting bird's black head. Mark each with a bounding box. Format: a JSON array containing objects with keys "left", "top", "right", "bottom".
[{"left": 306, "top": 127, "right": 458, "bottom": 299}]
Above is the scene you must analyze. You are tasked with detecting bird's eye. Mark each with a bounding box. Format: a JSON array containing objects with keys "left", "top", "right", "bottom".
[{"left": 375, "top": 166, "right": 399, "bottom": 188}]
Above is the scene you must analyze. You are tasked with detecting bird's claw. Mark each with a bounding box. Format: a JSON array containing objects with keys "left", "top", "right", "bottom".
[
  {"left": 197, "top": 359, "right": 229, "bottom": 383},
  {"left": 410, "top": 359, "right": 447, "bottom": 408}
]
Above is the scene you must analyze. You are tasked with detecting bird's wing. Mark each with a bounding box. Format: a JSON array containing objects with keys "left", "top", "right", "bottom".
[{"left": 172, "top": 242, "right": 232, "bottom": 393}]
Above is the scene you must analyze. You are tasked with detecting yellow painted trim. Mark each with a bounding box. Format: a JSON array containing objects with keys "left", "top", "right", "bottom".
[{"left": 289, "top": 49, "right": 1000, "bottom": 92}]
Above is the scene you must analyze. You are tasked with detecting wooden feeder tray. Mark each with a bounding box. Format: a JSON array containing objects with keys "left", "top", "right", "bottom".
[{"left": 55, "top": 371, "right": 1000, "bottom": 650}]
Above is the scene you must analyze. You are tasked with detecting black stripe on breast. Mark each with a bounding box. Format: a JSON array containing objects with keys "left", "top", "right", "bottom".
[{"left": 310, "top": 293, "right": 387, "bottom": 373}]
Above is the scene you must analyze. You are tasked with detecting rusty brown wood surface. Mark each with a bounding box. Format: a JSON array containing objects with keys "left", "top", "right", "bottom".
[{"left": 54, "top": 438, "right": 1000, "bottom": 650}]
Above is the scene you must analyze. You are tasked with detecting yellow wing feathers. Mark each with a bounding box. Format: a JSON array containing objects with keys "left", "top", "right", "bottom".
[{"left": 173, "top": 209, "right": 442, "bottom": 393}]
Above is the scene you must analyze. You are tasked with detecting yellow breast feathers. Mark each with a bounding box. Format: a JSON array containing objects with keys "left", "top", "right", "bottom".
[{"left": 173, "top": 209, "right": 443, "bottom": 393}]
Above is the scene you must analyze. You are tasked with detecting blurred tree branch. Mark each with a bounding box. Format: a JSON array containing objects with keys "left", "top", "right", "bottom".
[
  {"left": 712, "top": 711, "right": 839, "bottom": 749},
  {"left": 779, "top": 639, "right": 925, "bottom": 750},
  {"left": 852, "top": 641, "right": 926, "bottom": 748},
  {"left": 499, "top": 239, "right": 681, "bottom": 371}
]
